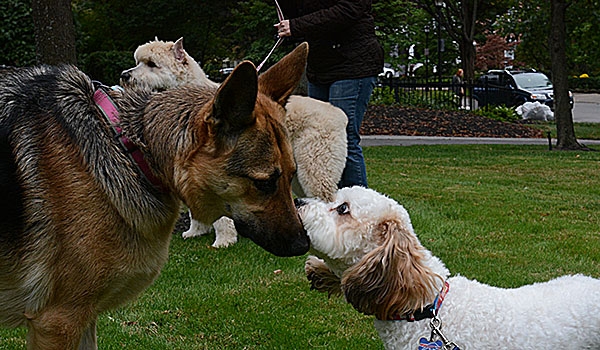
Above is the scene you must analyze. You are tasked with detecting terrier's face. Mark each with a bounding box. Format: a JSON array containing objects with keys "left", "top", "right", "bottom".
[
  {"left": 297, "top": 187, "right": 441, "bottom": 319},
  {"left": 297, "top": 186, "right": 415, "bottom": 270}
]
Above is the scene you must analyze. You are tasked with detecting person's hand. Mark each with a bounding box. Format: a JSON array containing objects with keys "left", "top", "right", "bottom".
[{"left": 275, "top": 20, "right": 291, "bottom": 37}]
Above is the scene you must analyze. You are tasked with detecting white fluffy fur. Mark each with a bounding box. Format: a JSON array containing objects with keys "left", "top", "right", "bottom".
[
  {"left": 298, "top": 186, "right": 600, "bottom": 349},
  {"left": 122, "top": 38, "right": 347, "bottom": 247}
]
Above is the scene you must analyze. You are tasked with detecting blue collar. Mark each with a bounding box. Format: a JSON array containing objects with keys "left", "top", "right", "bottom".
[{"left": 386, "top": 281, "right": 450, "bottom": 322}]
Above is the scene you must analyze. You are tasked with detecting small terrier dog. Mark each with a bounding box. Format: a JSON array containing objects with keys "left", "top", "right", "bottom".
[{"left": 297, "top": 186, "right": 600, "bottom": 350}]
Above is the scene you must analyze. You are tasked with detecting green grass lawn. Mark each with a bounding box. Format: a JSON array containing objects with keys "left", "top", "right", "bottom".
[
  {"left": 1, "top": 145, "right": 599, "bottom": 349},
  {"left": 528, "top": 122, "right": 600, "bottom": 140}
]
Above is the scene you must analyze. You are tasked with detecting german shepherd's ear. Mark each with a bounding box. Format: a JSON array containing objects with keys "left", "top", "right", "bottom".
[
  {"left": 258, "top": 42, "right": 308, "bottom": 106},
  {"left": 210, "top": 61, "right": 258, "bottom": 137}
]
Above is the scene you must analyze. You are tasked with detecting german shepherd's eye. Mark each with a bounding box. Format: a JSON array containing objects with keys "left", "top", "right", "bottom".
[
  {"left": 147, "top": 61, "right": 158, "bottom": 68},
  {"left": 336, "top": 203, "right": 350, "bottom": 215},
  {"left": 253, "top": 177, "right": 277, "bottom": 194},
  {"left": 252, "top": 170, "right": 280, "bottom": 194}
]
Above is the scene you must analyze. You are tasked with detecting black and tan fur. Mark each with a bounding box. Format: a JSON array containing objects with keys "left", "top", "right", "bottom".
[{"left": 0, "top": 43, "right": 310, "bottom": 349}]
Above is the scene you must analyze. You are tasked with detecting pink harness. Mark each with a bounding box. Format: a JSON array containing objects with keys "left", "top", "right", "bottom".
[{"left": 93, "top": 88, "right": 167, "bottom": 193}]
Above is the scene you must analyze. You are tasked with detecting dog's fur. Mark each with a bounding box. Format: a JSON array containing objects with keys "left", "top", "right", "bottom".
[
  {"left": 0, "top": 43, "right": 311, "bottom": 349},
  {"left": 297, "top": 187, "right": 600, "bottom": 349},
  {"left": 121, "top": 38, "right": 348, "bottom": 247}
]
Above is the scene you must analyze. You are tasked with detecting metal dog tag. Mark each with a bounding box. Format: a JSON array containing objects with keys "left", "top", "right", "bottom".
[
  {"left": 419, "top": 337, "right": 444, "bottom": 349},
  {"left": 428, "top": 317, "right": 461, "bottom": 350}
]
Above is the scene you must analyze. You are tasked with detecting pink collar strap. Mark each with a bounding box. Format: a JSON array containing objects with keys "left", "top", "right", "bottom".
[{"left": 93, "top": 88, "right": 167, "bottom": 193}]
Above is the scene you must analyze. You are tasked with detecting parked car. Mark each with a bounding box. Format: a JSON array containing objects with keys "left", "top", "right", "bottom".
[
  {"left": 219, "top": 67, "right": 234, "bottom": 75},
  {"left": 473, "top": 69, "right": 573, "bottom": 109},
  {"left": 379, "top": 63, "right": 396, "bottom": 79}
]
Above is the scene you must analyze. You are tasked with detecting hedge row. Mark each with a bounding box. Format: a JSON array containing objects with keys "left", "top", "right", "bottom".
[{"left": 569, "top": 76, "right": 600, "bottom": 92}]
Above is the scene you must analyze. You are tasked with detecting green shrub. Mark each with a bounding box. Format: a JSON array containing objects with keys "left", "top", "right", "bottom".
[
  {"left": 473, "top": 105, "right": 520, "bottom": 123},
  {"left": 0, "top": 0, "right": 36, "bottom": 66},
  {"left": 370, "top": 86, "right": 458, "bottom": 110},
  {"left": 370, "top": 86, "right": 397, "bottom": 105},
  {"left": 568, "top": 76, "right": 600, "bottom": 92}
]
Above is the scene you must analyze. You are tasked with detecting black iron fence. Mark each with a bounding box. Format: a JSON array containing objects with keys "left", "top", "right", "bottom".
[{"left": 375, "top": 77, "right": 517, "bottom": 111}]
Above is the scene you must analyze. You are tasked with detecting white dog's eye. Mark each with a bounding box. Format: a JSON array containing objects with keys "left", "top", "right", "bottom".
[
  {"left": 147, "top": 61, "right": 158, "bottom": 68},
  {"left": 335, "top": 203, "right": 350, "bottom": 215}
]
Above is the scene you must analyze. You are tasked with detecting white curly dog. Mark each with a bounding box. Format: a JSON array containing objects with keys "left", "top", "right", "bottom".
[
  {"left": 297, "top": 186, "right": 600, "bottom": 350},
  {"left": 121, "top": 38, "right": 348, "bottom": 247}
]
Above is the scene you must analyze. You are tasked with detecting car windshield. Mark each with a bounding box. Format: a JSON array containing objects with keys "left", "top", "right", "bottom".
[{"left": 513, "top": 73, "right": 553, "bottom": 89}]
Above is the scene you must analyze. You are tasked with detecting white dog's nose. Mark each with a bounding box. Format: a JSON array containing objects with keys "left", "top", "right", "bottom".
[{"left": 294, "top": 198, "right": 307, "bottom": 208}]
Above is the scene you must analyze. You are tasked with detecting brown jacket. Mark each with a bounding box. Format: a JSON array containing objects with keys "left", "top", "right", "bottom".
[{"left": 279, "top": 0, "right": 383, "bottom": 84}]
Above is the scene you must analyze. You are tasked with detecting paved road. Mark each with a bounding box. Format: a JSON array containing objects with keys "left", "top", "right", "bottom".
[
  {"left": 361, "top": 93, "right": 600, "bottom": 147},
  {"left": 573, "top": 93, "right": 600, "bottom": 123}
]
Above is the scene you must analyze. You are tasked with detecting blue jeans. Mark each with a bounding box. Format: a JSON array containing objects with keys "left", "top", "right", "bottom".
[{"left": 308, "top": 76, "right": 376, "bottom": 188}]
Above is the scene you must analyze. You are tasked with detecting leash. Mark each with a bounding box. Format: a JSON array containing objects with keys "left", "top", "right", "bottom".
[
  {"left": 256, "top": 0, "right": 284, "bottom": 72},
  {"left": 93, "top": 86, "right": 168, "bottom": 193}
]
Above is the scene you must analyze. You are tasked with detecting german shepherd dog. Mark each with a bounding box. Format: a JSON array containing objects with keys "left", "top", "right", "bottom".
[
  {"left": 0, "top": 43, "right": 310, "bottom": 349},
  {"left": 120, "top": 38, "right": 348, "bottom": 248}
]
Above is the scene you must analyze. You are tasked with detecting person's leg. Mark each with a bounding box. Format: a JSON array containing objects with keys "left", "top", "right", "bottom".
[
  {"left": 307, "top": 81, "right": 330, "bottom": 102},
  {"left": 328, "top": 76, "right": 376, "bottom": 188}
]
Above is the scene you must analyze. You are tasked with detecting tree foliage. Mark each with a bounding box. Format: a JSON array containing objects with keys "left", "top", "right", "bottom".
[
  {"left": 0, "top": 0, "right": 35, "bottom": 66},
  {"left": 411, "top": 0, "right": 512, "bottom": 82},
  {"left": 373, "top": 0, "right": 430, "bottom": 74},
  {"left": 1, "top": 0, "right": 600, "bottom": 84},
  {"left": 475, "top": 33, "right": 517, "bottom": 71},
  {"left": 497, "top": 0, "right": 600, "bottom": 76}
]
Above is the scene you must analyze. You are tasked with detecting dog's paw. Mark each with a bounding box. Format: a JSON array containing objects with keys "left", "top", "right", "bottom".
[
  {"left": 305, "top": 256, "right": 341, "bottom": 296},
  {"left": 211, "top": 217, "right": 238, "bottom": 248},
  {"left": 182, "top": 219, "right": 211, "bottom": 239},
  {"left": 305, "top": 255, "right": 326, "bottom": 276},
  {"left": 212, "top": 236, "right": 238, "bottom": 248}
]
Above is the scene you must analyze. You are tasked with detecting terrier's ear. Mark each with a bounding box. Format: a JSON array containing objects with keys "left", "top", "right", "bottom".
[
  {"left": 305, "top": 256, "right": 342, "bottom": 297},
  {"left": 173, "top": 37, "right": 186, "bottom": 63},
  {"left": 258, "top": 42, "right": 308, "bottom": 106},
  {"left": 341, "top": 220, "right": 438, "bottom": 320},
  {"left": 208, "top": 61, "right": 257, "bottom": 143}
]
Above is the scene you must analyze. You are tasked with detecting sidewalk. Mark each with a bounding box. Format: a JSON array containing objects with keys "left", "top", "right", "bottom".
[{"left": 361, "top": 135, "right": 600, "bottom": 147}]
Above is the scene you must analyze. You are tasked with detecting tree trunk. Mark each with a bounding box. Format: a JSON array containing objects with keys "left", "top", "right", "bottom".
[
  {"left": 461, "top": 38, "right": 476, "bottom": 83},
  {"left": 31, "top": 0, "right": 77, "bottom": 65},
  {"left": 550, "top": 0, "right": 585, "bottom": 150},
  {"left": 460, "top": 0, "right": 477, "bottom": 82}
]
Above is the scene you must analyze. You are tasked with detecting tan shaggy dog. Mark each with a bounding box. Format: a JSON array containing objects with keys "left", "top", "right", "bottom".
[
  {"left": 0, "top": 44, "right": 310, "bottom": 349},
  {"left": 121, "top": 38, "right": 348, "bottom": 247}
]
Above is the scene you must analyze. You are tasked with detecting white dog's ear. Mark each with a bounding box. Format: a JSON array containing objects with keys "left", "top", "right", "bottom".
[
  {"left": 173, "top": 37, "right": 186, "bottom": 63},
  {"left": 305, "top": 256, "right": 342, "bottom": 297},
  {"left": 257, "top": 42, "right": 308, "bottom": 107},
  {"left": 341, "top": 220, "right": 439, "bottom": 320}
]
